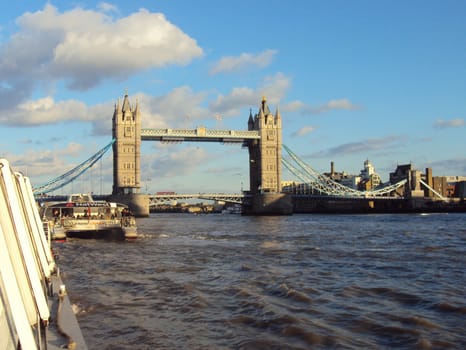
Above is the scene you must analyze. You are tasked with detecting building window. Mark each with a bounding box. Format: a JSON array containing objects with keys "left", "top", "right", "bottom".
[{"left": 125, "top": 126, "right": 133, "bottom": 137}]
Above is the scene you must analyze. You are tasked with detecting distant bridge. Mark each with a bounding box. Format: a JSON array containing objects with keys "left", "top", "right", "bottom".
[
  {"left": 36, "top": 192, "right": 250, "bottom": 207},
  {"left": 36, "top": 191, "right": 405, "bottom": 207},
  {"left": 149, "top": 193, "right": 248, "bottom": 206}
]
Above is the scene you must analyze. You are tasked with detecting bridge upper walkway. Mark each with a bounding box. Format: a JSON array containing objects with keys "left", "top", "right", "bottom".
[{"left": 141, "top": 127, "right": 260, "bottom": 143}]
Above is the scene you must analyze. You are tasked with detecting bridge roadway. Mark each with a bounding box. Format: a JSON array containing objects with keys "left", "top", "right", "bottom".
[
  {"left": 37, "top": 193, "right": 402, "bottom": 207},
  {"left": 149, "top": 193, "right": 247, "bottom": 206},
  {"left": 35, "top": 193, "right": 249, "bottom": 205},
  {"left": 141, "top": 127, "right": 260, "bottom": 143}
]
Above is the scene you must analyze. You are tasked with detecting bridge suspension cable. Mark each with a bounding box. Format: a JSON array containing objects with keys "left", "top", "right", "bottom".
[
  {"left": 33, "top": 139, "right": 115, "bottom": 195},
  {"left": 282, "top": 144, "right": 406, "bottom": 197}
]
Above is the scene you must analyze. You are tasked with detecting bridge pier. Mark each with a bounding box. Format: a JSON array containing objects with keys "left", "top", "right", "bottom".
[
  {"left": 109, "top": 193, "right": 150, "bottom": 217},
  {"left": 242, "top": 193, "right": 293, "bottom": 215}
]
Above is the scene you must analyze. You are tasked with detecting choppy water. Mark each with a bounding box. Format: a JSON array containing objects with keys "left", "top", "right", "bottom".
[{"left": 54, "top": 213, "right": 466, "bottom": 349}]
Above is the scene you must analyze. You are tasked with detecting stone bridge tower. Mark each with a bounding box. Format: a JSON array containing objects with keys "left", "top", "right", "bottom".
[
  {"left": 111, "top": 93, "right": 148, "bottom": 216},
  {"left": 248, "top": 97, "right": 282, "bottom": 194},
  {"left": 112, "top": 93, "right": 141, "bottom": 194},
  {"left": 245, "top": 97, "right": 292, "bottom": 214}
]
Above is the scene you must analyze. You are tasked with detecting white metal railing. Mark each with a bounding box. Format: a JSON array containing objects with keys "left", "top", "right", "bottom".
[
  {"left": 1, "top": 159, "right": 45, "bottom": 349},
  {"left": 0, "top": 159, "right": 62, "bottom": 349}
]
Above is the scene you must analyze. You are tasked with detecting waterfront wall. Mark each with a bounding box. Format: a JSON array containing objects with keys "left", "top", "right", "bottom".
[
  {"left": 110, "top": 193, "right": 465, "bottom": 217},
  {"left": 293, "top": 196, "right": 466, "bottom": 213}
]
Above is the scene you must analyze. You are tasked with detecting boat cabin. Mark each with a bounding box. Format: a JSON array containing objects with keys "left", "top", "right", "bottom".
[{"left": 41, "top": 194, "right": 130, "bottom": 221}]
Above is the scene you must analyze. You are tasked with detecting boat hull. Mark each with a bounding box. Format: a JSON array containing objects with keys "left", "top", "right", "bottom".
[
  {"left": 122, "top": 226, "right": 138, "bottom": 239},
  {"left": 121, "top": 216, "right": 138, "bottom": 239},
  {"left": 66, "top": 228, "right": 125, "bottom": 239}
]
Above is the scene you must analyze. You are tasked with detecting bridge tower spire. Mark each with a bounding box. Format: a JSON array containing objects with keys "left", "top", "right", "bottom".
[{"left": 112, "top": 92, "right": 141, "bottom": 195}]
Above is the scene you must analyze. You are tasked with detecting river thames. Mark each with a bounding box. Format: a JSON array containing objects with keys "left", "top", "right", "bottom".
[{"left": 54, "top": 213, "right": 466, "bottom": 349}]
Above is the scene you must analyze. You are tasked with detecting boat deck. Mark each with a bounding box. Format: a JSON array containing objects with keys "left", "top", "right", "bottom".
[{"left": 46, "top": 273, "right": 88, "bottom": 349}]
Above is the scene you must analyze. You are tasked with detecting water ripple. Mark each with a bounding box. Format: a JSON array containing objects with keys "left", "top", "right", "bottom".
[{"left": 55, "top": 213, "right": 466, "bottom": 349}]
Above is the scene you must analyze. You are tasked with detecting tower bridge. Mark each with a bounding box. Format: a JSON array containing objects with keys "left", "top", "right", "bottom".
[
  {"left": 35, "top": 93, "right": 421, "bottom": 216},
  {"left": 111, "top": 93, "right": 291, "bottom": 216}
]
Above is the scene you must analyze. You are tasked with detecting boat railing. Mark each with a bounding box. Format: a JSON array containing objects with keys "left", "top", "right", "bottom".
[
  {"left": 121, "top": 216, "right": 136, "bottom": 227},
  {"left": 0, "top": 158, "right": 87, "bottom": 349}
]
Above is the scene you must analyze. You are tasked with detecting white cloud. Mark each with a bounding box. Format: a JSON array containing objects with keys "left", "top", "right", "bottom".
[
  {"left": 51, "top": 9, "right": 203, "bottom": 89},
  {"left": 210, "top": 49, "right": 277, "bottom": 75},
  {"left": 134, "top": 88, "right": 209, "bottom": 129},
  {"left": 57, "top": 142, "right": 86, "bottom": 158},
  {"left": 292, "top": 126, "right": 316, "bottom": 137},
  {"left": 209, "top": 87, "right": 257, "bottom": 116},
  {"left": 434, "top": 118, "right": 465, "bottom": 129},
  {"left": 282, "top": 100, "right": 306, "bottom": 112},
  {"left": 97, "top": 2, "right": 119, "bottom": 13},
  {"left": 283, "top": 98, "right": 362, "bottom": 115},
  {"left": 0, "top": 4, "right": 203, "bottom": 103},
  {"left": 3, "top": 96, "right": 90, "bottom": 126},
  {"left": 309, "top": 135, "right": 406, "bottom": 158},
  {"left": 324, "top": 99, "right": 359, "bottom": 111},
  {"left": 422, "top": 157, "right": 466, "bottom": 175},
  {"left": 7, "top": 142, "right": 86, "bottom": 179},
  {"left": 1, "top": 87, "right": 210, "bottom": 134},
  {"left": 93, "top": 88, "right": 211, "bottom": 135},
  {"left": 149, "top": 146, "right": 210, "bottom": 178},
  {"left": 209, "top": 72, "right": 291, "bottom": 117}
]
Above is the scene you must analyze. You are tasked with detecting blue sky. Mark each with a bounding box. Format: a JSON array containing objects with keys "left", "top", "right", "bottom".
[{"left": 0, "top": 1, "right": 465, "bottom": 194}]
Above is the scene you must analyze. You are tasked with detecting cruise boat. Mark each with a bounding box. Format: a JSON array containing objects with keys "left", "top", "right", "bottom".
[
  {"left": 0, "top": 158, "right": 88, "bottom": 349},
  {"left": 40, "top": 193, "right": 137, "bottom": 240}
]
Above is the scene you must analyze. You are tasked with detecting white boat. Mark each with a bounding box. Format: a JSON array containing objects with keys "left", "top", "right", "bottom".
[
  {"left": 0, "top": 158, "right": 88, "bottom": 349},
  {"left": 222, "top": 204, "right": 242, "bottom": 214},
  {"left": 40, "top": 193, "right": 137, "bottom": 240}
]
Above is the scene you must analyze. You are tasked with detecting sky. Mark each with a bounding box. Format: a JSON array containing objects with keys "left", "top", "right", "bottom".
[{"left": 0, "top": 1, "right": 465, "bottom": 195}]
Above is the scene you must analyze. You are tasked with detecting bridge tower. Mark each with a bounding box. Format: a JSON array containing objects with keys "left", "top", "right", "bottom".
[
  {"left": 248, "top": 97, "right": 282, "bottom": 193},
  {"left": 245, "top": 97, "right": 292, "bottom": 214},
  {"left": 112, "top": 93, "right": 141, "bottom": 194},
  {"left": 111, "top": 93, "right": 149, "bottom": 216}
]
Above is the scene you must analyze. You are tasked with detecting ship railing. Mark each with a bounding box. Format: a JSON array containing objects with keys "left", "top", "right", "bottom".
[{"left": 0, "top": 158, "right": 87, "bottom": 349}]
